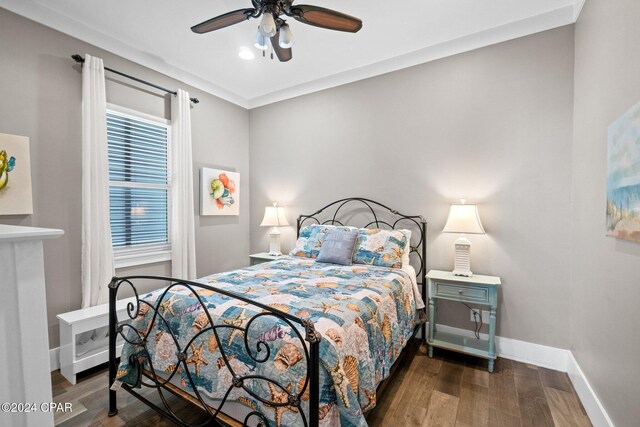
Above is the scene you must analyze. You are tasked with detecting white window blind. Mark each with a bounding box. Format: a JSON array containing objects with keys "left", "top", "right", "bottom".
[{"left": 107, "top": 106, "right": 171, "bottom": 267}]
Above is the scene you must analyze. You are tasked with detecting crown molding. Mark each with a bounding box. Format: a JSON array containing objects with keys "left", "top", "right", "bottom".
[
  {"left": 249, "top": 4, "right": 577, "bottom": 108},
  {"left": 0, "top": 0, "right": 249, "bottom": 108},
  {"left": 1, "top": 0, "right": 579, "bottom": 110},
  {"left": 574, "top": 0, "right": 587, "bottom": 21}
]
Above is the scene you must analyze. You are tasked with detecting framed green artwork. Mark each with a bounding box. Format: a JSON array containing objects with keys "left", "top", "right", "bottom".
[
  {"left": 0, "top": 133, "right": 33, "bottom": 215},
  {"left": 200, "top": 167, "right": 239, "bottom": 216}
]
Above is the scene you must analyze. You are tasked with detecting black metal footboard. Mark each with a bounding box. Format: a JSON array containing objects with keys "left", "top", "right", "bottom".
[{"left": 107, "top": 276, "right": 321, "bottom": 427}]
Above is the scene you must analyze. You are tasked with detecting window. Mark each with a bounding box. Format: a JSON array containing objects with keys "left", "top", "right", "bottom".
[{"left": 107, "top": 105, "right": 172, "bottom": 268}]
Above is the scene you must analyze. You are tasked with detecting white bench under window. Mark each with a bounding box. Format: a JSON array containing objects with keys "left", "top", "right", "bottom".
[{"left": 57, "top": 297, "right": 137, "bottom": 384}]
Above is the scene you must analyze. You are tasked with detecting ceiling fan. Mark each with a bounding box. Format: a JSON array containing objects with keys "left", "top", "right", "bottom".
[{"left": 191, "top": 0, "right": 363, "bottom": 62}]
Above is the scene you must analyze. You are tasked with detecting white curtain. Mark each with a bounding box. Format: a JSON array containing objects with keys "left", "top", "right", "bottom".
[
  {"left": 81, "top": 54, "right": 114, "bottom": 308},
  {"left": 171, "top": 89, "right": 197, "bottom": 279}
]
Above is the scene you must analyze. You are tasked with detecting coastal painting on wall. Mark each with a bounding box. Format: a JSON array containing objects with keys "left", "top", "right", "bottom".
[
  {"left": 607, "top": 100, "right": 640, "bottom": 242},
  {"left": 0, "top": 133, "right": 33, "bottom": 215},
  {"left": 200, "top": 167, "right": 239, "bottom": 216}
]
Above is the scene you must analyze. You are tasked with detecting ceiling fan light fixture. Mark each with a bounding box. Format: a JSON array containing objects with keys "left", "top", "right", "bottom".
[
  {"left": 258, "top": 13, "right": 277, "bottom": 37},
  {"left": 278, "top": 23, "right": 295, "bottom": 48},
  {"left": 254, "top": 29, "right": 270, "bottom": 50}
]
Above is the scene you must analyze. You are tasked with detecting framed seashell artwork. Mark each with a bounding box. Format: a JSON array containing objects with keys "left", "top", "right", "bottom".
[
  {"left": 0, "top": 133, "right": 33, "bottom": 215},
  {"left": 200, "top": 167, "right": 239, "bottom": 216}
]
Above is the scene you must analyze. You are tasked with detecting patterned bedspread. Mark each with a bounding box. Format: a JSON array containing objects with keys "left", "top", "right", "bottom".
[{"left": 116, "top": 257, "right": 419, "bottom": 427}]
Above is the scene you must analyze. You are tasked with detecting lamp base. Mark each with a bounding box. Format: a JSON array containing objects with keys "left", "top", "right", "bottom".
[
  {"left": 452, "top": 235, "right": 473, "bottom": 277},
  {"left": 268, "top": 227, "right": 282, "bottom": 256}
]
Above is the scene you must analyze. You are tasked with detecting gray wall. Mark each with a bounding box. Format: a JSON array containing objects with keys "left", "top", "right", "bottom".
[
  {"left": 4, "top": 3, "right": 638, "bottom": 422},
  {"left": 572, "top": 1, "right": 640, "bottom": 425},
  {"left": 249, "top": 26, "right": 576, "bottom": 348},
  {"left": 0, "top": 8, "right": 250, "bottom": 348}
]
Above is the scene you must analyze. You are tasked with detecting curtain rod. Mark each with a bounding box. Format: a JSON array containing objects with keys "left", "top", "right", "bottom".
[{"left": 71, "top": 54, "right": 200, "bottom": 104}]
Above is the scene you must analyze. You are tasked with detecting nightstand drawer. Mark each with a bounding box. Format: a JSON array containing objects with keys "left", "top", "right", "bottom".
[{"left": 434, "top": 282, "right": 489, "bottom": 304}]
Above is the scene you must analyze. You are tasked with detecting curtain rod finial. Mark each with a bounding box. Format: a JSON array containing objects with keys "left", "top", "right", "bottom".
[{"left": 71, "top": 54, "right": 85, "bottom": 64}]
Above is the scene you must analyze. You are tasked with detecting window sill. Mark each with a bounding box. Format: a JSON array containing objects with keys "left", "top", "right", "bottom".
[{"left": 114, "top": 245, "right": 171, "bottom": 269}]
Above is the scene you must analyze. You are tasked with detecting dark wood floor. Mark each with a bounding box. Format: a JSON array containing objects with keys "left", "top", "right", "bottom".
[{"left": 52, "top": 340, "right": 591, "bottom": 427}]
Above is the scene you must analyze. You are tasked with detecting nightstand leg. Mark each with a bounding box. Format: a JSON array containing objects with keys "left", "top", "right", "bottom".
[
  {"left": 433, "top": 304, "right": 437, "bottom": 334},
  {"left": 488, "top": 306, "right": 497, "bottom": 372},
  {"left": 428, "top": 297, "right": 435, "bottom": 358}
]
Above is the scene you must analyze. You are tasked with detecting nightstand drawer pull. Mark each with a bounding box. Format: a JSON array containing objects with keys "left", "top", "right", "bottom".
[{"left": 435, "top": 283, "right": 489, "bottom": 304}]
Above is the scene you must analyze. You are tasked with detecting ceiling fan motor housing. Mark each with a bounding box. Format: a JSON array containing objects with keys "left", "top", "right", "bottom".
[{"left": 255, "top": 0, "right": 287, "bottom": 17}]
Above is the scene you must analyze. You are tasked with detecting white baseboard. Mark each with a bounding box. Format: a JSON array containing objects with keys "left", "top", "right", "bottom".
[
  {"left": 48, "top": 324, "right": 613, "bottom": 427},
  {"left": 427, "top": 323, "right": 569, "bottom": 371},
  {"left": 427, "top": 323, "right": 613, "bottom": 427},
  {"left": 566, "top": 352, "right": 614, "bottom": 427},
  {"left": 49, "top": 347, "right": 60, "bottom": 372},
  {"left": 49, "top": 324, "right": 567, "bottom": 371}
]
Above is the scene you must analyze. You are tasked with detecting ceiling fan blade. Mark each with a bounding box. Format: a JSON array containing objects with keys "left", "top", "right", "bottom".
[
  {"left": 191, "top": 9, "right": 254, "bottom": 34},
  {"left": 270, "top": 31, "right": 293, "bottom": 62},
  {"left": 291, "top": 5, "right": 362, "bottom": 33}
]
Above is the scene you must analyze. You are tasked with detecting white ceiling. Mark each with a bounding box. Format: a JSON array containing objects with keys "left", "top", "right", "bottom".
[{"left": 1, "top": 0, "right": 584, "bottom": 108}]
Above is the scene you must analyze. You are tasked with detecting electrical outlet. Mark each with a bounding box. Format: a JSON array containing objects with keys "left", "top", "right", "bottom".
[{"left": 470, "top": 309, "right": 490, "bottom": 322}]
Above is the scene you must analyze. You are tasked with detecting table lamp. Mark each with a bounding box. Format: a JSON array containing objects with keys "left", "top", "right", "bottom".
[
  {"left": 442, "top": 200, "right": 485, "bottom": 277},
  {"left": 260, "top": 203, "right": 289, "bottom": 256}
]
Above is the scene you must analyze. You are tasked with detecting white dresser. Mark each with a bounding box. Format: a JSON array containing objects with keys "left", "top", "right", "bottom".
[{"left": 0, "top": 225, "right": 63, "bottom": 427}]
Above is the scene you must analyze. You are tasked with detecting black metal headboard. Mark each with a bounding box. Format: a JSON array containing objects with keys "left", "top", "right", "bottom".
[{"left": 296, "top": 197, "right": 427, "bottom": 289}]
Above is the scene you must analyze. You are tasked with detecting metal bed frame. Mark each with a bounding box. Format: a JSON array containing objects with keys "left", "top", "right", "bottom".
[{"left": 107, "top": 197, "right": 427, "bottom": 426}]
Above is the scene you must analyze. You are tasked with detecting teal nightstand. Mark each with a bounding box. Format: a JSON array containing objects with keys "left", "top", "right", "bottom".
[
  {"left": 249, "top": 252, "right": 287, "bottom": 266},
  {"left": 426, "top": 270, "right": 501, "bottom": 372}
]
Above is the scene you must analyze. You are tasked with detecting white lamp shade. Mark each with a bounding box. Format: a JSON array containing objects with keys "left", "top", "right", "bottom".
[
  {"left": 260, "top": 205, "right": 289, "bottom": 227},
  {"left": 279, "top": 24, "right": 295, "bottom": 48},
  {"left": 442, "top": 204, "right": 485, "bottom": 234},
  {"left": 255, "top": 30, "right": 270, "bottom": 50},
  {"left": 258, "top": 13, "right": 277, "bottom": 37}
]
